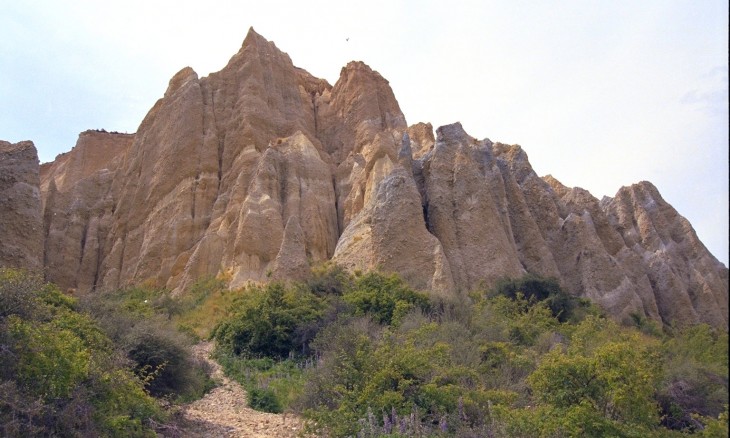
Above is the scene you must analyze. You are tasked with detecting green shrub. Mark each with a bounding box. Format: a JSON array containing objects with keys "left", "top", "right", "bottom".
[
  {"left": 171, "top": 276, "right": 240, "bottom": 339},
  {"left": 489, "top": 274, "right": 586, "bottom": 322},
  {"left": 0, "top": 269, "right": 45, "bottom": 320},
  {"left": 124, "top": 320, "right": 194, "bottom": 398},
  {"left": 0, "top": 380, "right": 46, "bottom": 436},
  {"left": 298, "top": 320, "right": 378, "bottom": 437},
  {"left": 200, "top": 268, "right": 727, "bottom": 437},
  {"left": 248, "top": 386, "right": 283, "bottom": 413},
  {"left": 295, "top": 289, "right": 709, "bottom": 437},
  {"left": 491, "top": 403, "right": 633, "bottom": 438},
  {"left": 301, "top": 317, "right": 501, "bottom": 436},
  {"left": 523, "top": 317, "right": 663, "bottom": 435},
  {"left": 345, "top": 272, "right": 431, "bottom": 325},
  {"left": 90, "top": 369, "right": 162, "bottom": 437},
  {"left": 213, "top": 282, "right": 326, "bottom": 358},
  {"left": 307, "top": 262, "right": 354, "bottom": 296},
  {"left": 0, "top": 269, "right": 165, "bottom": 436},
  {"left": 8, "top": 316, "right": 91, "bottom": 399},
  {"left": 696, "top": 405, "right": 729, "bottom": 437},
  {"left": 215, "top": 353, "right": 308, "bottom": 415},
  {"left": 81, "top": 285, "right": 215, "bottom": 403},
  {"left": 659, "top": 324, "right": 729, "bottom": 431}
]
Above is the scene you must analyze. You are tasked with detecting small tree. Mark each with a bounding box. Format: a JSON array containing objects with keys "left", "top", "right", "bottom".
[
  {"left": 489, "top": 274, "right": 585, "bottom": 322},
  {"left": 344, "top": 272, "right": 431, "bottom": 326},
  {"left": 213, "top": 283, "right": 326, "bottom": 358}
]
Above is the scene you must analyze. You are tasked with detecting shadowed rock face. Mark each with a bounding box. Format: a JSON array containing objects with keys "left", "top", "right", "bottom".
[
  {"left": 0, "top": 141, "right": 43, "bottom": 271},
  {"left": 6, "top": 28, "right": 724, "bottom": 328},
  {"left": 39, "top": 130, "right": 134, "bottom": 291}
]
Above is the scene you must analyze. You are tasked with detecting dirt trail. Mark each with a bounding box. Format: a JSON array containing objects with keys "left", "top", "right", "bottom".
[{"left": 178, "top": 342, "right": 304, "bottom": 437}]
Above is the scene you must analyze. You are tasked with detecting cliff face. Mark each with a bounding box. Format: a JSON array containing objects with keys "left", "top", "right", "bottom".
[
  {"left": 5, "top": 28, "right": 725, "bottom": 328},
  {"left": 0, "top": 141, "right": 43, "bottom": 271},
  {"left": 39, "top": 130, "right": 134, "bottom": 290}
]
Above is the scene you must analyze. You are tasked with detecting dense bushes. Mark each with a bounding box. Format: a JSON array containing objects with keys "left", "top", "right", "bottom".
[
  {"left": 297, "top": 291, "right": 556, "bottom": 436},
  {"left": 345, "top": 272, "right": 431, "bottom": 325},
  {"left": 211, "top": 267, "right": 728, "bottom": 437},
  {"left": 212, "top": 282, "right": 327, "bottom": 358},
  {"left": 11, "top": 263, "right": 720, "bottom": 437},
  {"left": 488, "top": 274, "right": 589, "bottom": 322},
  {"left": 81, "top": 285, "right": 213, "bottom": 402},
  {"left": 658, "top": 324, "right": 729, "bottom": 432},
  {"left": 0, "top": 269, "right": 163, "bottom": 436},
  {"left": 211, "top": 270, "right": 433, "bottom": 416},
  {"left": 124, "top": 319, "right": 211, "bottom": 399},
  {"left": 212, "top": 271, "right": 431, "bottom": 359},
  {"left": 0, "top": 268, "right": 223, "bottom": 436},
  {"left": 504, "top": 316, "right": 663, "bottom": 436}
]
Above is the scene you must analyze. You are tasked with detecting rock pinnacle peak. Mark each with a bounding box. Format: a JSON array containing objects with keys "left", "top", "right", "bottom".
[{"left": 2, "top": 30, "right": 723, "bottom": 331}]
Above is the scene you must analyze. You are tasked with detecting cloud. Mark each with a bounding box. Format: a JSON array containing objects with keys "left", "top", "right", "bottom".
[{"left": 680, "top": 66, "right": 729, "bottom": 117}]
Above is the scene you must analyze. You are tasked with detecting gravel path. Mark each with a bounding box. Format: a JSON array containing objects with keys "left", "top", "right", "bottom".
[{"left": 178, "top": 342, "right": 305, "bottom": 437}]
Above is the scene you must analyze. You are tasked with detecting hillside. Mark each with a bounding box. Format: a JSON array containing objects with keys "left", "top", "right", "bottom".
[{"left": 1, "top": 28, "right": 727, "bottom": 330}]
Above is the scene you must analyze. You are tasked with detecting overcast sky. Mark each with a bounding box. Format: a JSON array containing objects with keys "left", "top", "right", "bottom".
[{"left": 1, "top": 0, "right": 727, "bottom": 265}]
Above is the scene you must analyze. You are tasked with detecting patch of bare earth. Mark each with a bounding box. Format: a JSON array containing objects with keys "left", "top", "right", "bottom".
[{"left": 177, "top": 342, "right": 305, "bottom": 437}]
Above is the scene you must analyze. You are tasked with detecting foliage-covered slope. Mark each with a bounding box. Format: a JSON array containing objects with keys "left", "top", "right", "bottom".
[
  {"left": 0, "top": 269, "right": 163, "bottom": 436},
  {"left": 4, "top": 265, "right": 725, "bottom": 436},
  {"left": 207, "top": 265, "right": 728, "bottom": 437},
  {"left": 0, "top": 269, "right": 212, "bottom": 437}
]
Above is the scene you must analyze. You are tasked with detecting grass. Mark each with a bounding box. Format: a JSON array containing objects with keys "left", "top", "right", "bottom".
[{"left": 172, "top": 276, "right": 244, "bottom": 340}]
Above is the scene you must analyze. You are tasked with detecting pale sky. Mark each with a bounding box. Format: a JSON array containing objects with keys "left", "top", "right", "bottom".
[{"left": 1, "top": 0, "right": 727, "bottom": 266}]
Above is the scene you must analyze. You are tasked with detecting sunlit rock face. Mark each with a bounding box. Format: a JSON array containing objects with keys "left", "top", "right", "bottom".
[
  {"left": 601, "top": 182, "right": 728, "bottom": 327},
  {"left": 25, "top": 28, "right": 726, "bottom": 328}
]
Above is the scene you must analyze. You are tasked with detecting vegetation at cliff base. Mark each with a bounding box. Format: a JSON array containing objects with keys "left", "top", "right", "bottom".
[
  {"left": 3, "top": 265, "right": 726, "bottom": 437},
  {"left": 0, "top": 269, "right": 213, "bottom": 436},
  {"left": 81, "top": 285, "right": 214, "bottom": 402},
  {"left": 0, "top": 269, "right": 163, "bottom": 436},
  {"left": 210, "top": 266, "right": 729, "bottom": 437}
]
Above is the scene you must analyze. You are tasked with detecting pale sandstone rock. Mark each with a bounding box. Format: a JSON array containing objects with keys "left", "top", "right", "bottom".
[
  {"left": 40, "top": 130, "right": 134, "bottom": 194},
  {"left": 44, "top": 169, "right": 117, "bottom": 291},
  {"left": 407, "top": 122, "right": 436, "bottom": 159},
  {"left": 421, "top": 123, "right": 524, "bottom": 290},
  {"left": 16, "top": 29, "right": 725, "bottom": 328},
  {"left": 334, "top": 136, "right": 454, "bottom": 296},
  {"left": 103, "top": 65, "right": 214, "bottom": 290},
  {"left": 556, "top": 210, "right": 647, "bottom": 322},
  {"left": 370, "top": 166, "right": 455, "bottom": 296},
  {"left": 492, "top": 144, "right": 561, "bottom": 280},
  {"left": 94, "top": 29, "right": 333, "bottom": 292},
  {"left": 603, "top": 182, "right": 728, "bottom": 327},
  {"left": 560, "top": 186, "right": 660, "bottom": 323},
  {"left": 219, "top": 132, "right": 337, "bottom": 288},
  {"left": 271, "top": 216, "right": 310, "bottom": 281},
  {"left": 321, "top": 60, "right": 407, "bottom": 233}
]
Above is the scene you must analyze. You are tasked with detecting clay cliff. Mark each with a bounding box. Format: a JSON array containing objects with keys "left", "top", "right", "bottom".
[
  {"left": 40, "top": 129, "right": 134, "bottom": 291},
  {"left": 1, "top": 141, "right": 43, "bottom": 270},
  {"left": 4, "top": 28, "right": 726, "bottom": 328}
]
